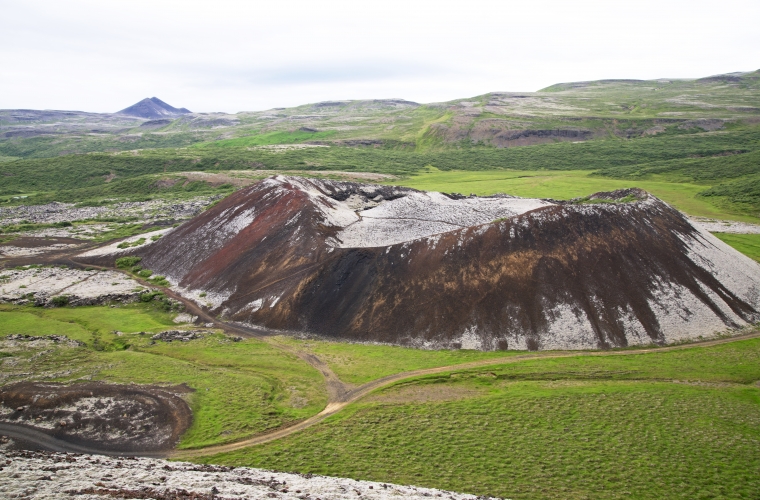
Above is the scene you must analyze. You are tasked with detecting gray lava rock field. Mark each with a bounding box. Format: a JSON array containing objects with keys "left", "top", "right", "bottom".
[{"left": 0, "top": 449, "right": 496, "bottom": 500}]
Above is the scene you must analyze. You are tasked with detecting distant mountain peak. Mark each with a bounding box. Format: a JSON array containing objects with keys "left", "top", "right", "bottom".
[{"left": 117, "top": 97, "right": 191, "bottom": 119}]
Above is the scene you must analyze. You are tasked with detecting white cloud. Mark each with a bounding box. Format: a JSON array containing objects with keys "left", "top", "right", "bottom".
[{"left": 1, "top": 0, "right": 758, "bottom": 113}]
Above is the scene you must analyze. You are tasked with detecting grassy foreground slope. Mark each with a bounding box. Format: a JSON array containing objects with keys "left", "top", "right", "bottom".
[{"left": 200, "top": 338, "right": 760, "bottom": 500}]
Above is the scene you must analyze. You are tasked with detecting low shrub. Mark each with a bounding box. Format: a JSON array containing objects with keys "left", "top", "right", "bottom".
[
  {"left": 140, "top": 291, "right": 162, "bottom": 302},
  {"left": 151, "top": 275, "right": 170, "bottom": 286},
  {"left": 50, "top": 295, "right": 69, "bottom": 307},
  {"left": 117, "top": 237, "right": 146, "bottom": 249},
  {"left": 115, "top": 256, "right": 142, "bottom": 268}
]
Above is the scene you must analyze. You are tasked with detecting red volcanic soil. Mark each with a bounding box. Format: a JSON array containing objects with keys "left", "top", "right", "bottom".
[{"left": 102, "top": 176, "right": 760, "bottom": 351}]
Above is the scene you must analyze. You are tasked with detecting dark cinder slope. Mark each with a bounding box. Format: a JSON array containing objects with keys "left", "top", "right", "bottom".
[
  {"left": 137, "top": 177, "right": 760, "bottom": 350},
  {"left": 117, "top": 97, "right": 191, "bottom": 119}
]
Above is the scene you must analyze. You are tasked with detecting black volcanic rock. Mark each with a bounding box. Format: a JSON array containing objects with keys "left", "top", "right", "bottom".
[
  {"left": 117, "top": 97, "right": 191, "bottom": 119},
  {"left": 132, "top": 176, "right": 760, "bottom": 351}
]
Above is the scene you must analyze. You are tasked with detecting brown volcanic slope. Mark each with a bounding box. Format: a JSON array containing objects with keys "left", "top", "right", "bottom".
[{"left": 135, "top": 176, "right": 760, "bottom": 350}]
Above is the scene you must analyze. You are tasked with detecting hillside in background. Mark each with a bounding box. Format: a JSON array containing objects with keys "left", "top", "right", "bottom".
[
  {"left": 2, "top": 70, "right": 759, "bottom": 155},
  {"left": 1, "top": 70, "right": 760, "bottom": 219},
  {"left": 117, "top": 97, "right": 192, "bottom": 119}
]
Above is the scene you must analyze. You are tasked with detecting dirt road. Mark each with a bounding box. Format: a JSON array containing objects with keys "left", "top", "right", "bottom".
[{"left": 172, "top": 329, "right": 760, "bottom": 459}]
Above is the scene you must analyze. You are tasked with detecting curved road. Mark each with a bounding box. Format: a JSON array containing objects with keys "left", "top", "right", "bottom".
[{"left": 172, "top": 329, "right": 760, "bottom": 459}]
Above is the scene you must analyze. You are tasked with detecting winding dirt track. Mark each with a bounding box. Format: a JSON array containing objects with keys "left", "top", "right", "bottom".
[
  {"left": 2, "top": 246, "right": 758, "bottom": 459},
  {"left": 172, "top": 329, "right": 760, "bottom": 459}
]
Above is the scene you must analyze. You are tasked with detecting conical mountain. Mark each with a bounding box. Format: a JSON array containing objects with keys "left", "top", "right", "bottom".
[{"left": 117, "top": 97, "right": 191, "bottom": 119}]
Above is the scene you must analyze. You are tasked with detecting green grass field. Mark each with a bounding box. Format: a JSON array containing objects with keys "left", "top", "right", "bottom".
[
  {"left": 204, "top": 381, "right": 759, "bottom": 500},
  {"left": 276, "top": 337, "right": 522, "bottom": 385},
  {"left": 0, "top": 303, "right": 176, "bottom": 347},
  {"left": 713, "top": 233, "right": 760, "bottom": 262},
  {"left": 3, "top": 124, "right": 760, "bottom": 217},
  {"left": 394, "top": 169, "right": 760, "bottom": 222},
  {"left": 2, "top": 301, "right": 760, "bottom": 498},
  {"left": 200, "top": 338, "right": 760, "bottom": 500}
]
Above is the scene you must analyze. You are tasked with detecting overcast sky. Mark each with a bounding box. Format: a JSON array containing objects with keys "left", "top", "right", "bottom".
[{"left": 1, "top": 0, "right": 758, "bottom": 113}]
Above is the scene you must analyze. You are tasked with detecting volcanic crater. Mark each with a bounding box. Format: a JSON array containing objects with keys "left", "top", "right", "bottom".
[
  {"left": 127, "top": 176, "right": 760, "bottom": 351},
  {"left": 0, "top": 382, "right": 193, "bottom": 454}
]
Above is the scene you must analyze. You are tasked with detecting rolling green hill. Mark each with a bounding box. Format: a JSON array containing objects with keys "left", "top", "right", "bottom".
[{"left": 2, "top": 70, "right": 760, "bottom": 218}]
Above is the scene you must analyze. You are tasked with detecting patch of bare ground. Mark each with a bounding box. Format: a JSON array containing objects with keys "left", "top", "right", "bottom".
[
  {"left": 175, "top": 169, "right": 398, "bottom": 184},
  {"left": 0, "top": 382, "right": 193, "bottom": 454},
  {"left": 0, "top": 237, "right": 88, "bottom": 258},
  {"left": 0, "top": 237, "right": 86, "bottom": 249}
]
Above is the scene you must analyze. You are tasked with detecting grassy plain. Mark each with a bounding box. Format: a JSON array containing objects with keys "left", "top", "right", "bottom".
[
  {"left": 201, "top": 338, "right": 760, "bottom": 500},
  {"left": 3, "top": 125, "right": 760, "bottom": 216},
  {"left": 277, "top": 337, "right": 521, "bottom": 385},
  {"left": 393, "top": 169, "right": 753, "bottom": 221},
  {"left": 205, "top": 382, "right": 760, "bottom": 500},
  {"left": 2, "top": 305, "right": 760, "bottom": 497},
  {"left": 713, "top": 233, "right": 760, "bottom": 262}
]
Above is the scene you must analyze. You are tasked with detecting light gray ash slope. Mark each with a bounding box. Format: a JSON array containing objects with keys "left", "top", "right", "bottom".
[{"left": 131, "top": 178, "right": 760, "bottom": 351}]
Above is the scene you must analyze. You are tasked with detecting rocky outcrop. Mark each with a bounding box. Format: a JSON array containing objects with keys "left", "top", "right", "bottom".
[
  {"left": 427, "top": 120, "right": 595, "bottom": 147},
  {"left": 151, "top": 330, "right": 211, "bottom": 342},
  {"left": 0, "top": 268, "right": 146, "bottom": 307},
  {"left": 136, "top": 177, "right": 760, "bottom": 350},
  {"left": 4, "top": 334, "right": 84, "bottom": 347},
  {"left": 0, "top": 450, "right": 492, "bottom": 500}
]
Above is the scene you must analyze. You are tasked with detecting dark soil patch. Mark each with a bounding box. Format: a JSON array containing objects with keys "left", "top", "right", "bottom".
[{"left": 0, "top": 382, "right": 193, "bottom": 454}]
